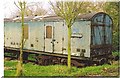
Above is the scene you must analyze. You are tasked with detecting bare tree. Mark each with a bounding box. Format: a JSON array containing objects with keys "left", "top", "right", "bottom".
[
  {"left": 15, "top": 1, "right": 26, "bottom": 76},
  {"left": 25, "top": 2, "right": 47, "bottom": 16},
  {"left": 13, "top": 2, "right": 47, "bottom": 18},
  {"left": 50, "top": 1, "right": 91, "bottom": 71},
  {"left": 85, "top": 2, "right": 105, "bottom": 12}
]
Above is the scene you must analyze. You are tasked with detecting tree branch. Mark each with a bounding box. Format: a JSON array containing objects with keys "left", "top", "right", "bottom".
[{"left": 14, "top": 1, "right": 21, "bottom": 10}]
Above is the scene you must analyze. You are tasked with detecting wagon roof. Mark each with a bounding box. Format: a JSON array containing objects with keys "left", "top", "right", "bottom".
[
  {"left": 78, "top": 12, "right": 97, "bottom": 20},
  {"left": 78, "top": 12, "right": 108, "bottom": 20},
  {"left": 4, "top": 12, "right": 108, "bottom": 22},
  {"left": 4, "top": 18, "right": 13, "bottom": 22}
]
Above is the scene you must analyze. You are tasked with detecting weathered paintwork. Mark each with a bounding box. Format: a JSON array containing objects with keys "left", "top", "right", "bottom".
[
  {"left": 90, "top": 13, "right": 112, "bottom": 57},
  {"left": 4, "top": 12, "right": 113, "bottom": 58},
  {"left": 91, "top": 14, "right": 112, "bottom": 45},
  {"left": 4, "top": 22, "right": 21, "bottom": 48}
]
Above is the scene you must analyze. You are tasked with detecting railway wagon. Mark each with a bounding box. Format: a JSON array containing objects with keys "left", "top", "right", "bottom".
[{"left": 4, "top": 12, "right": 113, "bottom": 66}]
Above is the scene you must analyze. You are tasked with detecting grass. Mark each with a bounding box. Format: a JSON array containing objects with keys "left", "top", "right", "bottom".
[
  {"left": 4, "top": 60, "right": 119, "bottom": 76},
  {"left": 112, "top": 51, "right": 119, "bottom": 57},
  {"left": 4, "top": 60, "right": 18, "bottom": 76},
  {"left": 28, "top": 54, "right": 36, "bottom": 61},
  {"left": 4, "top": 51, "right": 119, "bottom": 76},
  {"left": 4, "top": 60, "right": 18, "bottom": 67}
]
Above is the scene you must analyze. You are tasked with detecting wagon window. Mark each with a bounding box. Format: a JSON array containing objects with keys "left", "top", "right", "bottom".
[{"left": 46, "top": 26, "right": 52, "bottom": 38}]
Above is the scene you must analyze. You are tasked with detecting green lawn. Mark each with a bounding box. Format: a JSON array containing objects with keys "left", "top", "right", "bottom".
[
  {"left": 112, "top": 51, "right": 119, "bottom": 57},
  {"left": 4, "top": 60, "right": 119, "bottom": 76}
]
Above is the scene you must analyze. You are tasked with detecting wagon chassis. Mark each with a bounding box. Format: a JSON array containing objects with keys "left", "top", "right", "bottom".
[{"left": 4, "top": 47, "right": 113, "bottom": 67}]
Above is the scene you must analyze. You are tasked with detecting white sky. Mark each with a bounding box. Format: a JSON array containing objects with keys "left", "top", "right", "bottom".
[
  {"left": 4, "top": 0, "right": 51, "bottom": 18},
  {"left": 4, "top": 0, "right": 119, "bottom": 18}
]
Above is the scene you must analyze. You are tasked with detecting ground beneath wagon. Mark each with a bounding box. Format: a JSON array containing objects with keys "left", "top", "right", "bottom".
[{"left": 4, "top": 59, "right": 119, "bottom": 77}]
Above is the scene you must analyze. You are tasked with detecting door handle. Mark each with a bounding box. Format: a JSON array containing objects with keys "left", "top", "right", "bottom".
[
  {"left": 51, "top": 39, "right": 56, "bottom": 43},
  {"left": 52, "top": 39, "right": 56, "bottom": 42}
]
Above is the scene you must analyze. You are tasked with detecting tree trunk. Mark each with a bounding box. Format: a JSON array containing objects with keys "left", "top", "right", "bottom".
[
  {"left": 16, "top": 2, "right": 25, "bottom": 76},
  {"left": 16, "top": 24, "right": 24, "bottom": 76},
  {"left": 67, "top": 26, "right": 71, "bottom": 71}
]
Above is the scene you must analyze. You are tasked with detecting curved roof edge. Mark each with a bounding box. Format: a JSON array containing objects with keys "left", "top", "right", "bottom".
[{"left": 78, "top": 12, "right": 112, "bottom": 21}]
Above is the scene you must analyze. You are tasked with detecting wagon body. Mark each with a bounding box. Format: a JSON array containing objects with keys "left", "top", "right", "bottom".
[{"left": 4, "top": 12, "right": 112, "bottom": 60}]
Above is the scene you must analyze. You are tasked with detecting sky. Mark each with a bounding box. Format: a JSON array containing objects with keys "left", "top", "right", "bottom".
[
  {"left": 4, "top": 0, "right": 51, "bottom": 18},
  {"left": 4, "top": 0, "right": 119, "bottom": 18}
]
